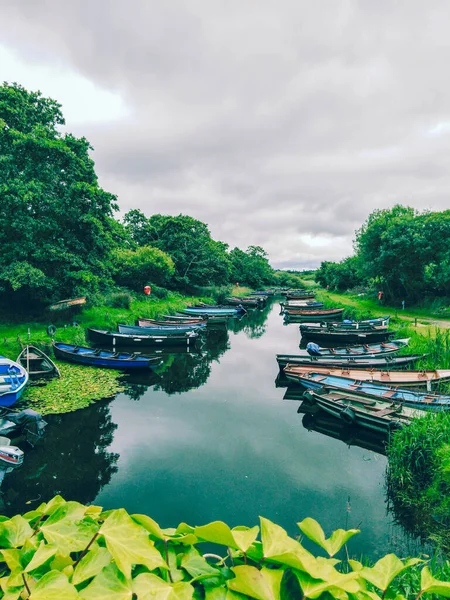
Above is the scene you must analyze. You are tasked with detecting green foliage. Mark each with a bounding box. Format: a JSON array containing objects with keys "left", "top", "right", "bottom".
[
  {"left": 229, "top": 246, "right": 274, "bottom": 288},
  {"left": 316, "top": 256, "right": 364, "bottom": 292},
  {"left": 0, "top": 498, "right": 446, "bottom": 599},
  {"left": 106, "top": 292, "right": 132, "bottom": 309},
  {"left": 0, "top": 83, "right": 119, "bottom": 307},
  {"left": 111, "top": 245, "right": 175, "bottom": 291},
  {"left": 20, "top": 363, "right": 125, "bottom": 415},
  {"left": 124, "top": 212, "right": 232, "bottom": 289},
  {"left": 273, "top": 270, "right": 308, "bottom": 288},
  {"left": 386, "top": 411, "right": 450, "bottom": 551}
]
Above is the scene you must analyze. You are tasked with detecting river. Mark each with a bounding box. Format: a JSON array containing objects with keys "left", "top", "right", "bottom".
[{"left": 1, "top": 300, "right": 426, "bottom": 560}]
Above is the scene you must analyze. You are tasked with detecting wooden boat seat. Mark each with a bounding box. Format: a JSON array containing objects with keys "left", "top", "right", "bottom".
[
  {"left": 381, "top": 390, "right": 397, "bottom": 398},
  {"left": 310, "top": 375, "right": 327, "bottom": 382},
  {"left": 374, "top": 407, "right": 401, "bottom": 417}
]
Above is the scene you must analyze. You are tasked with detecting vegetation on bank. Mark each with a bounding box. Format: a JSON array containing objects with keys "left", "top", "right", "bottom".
[
  {"left": 0, "top": 496, "right": 448, "bottom": 599},
  {"left": 315, "top": 204, "right": 450, "bottom": 305}
]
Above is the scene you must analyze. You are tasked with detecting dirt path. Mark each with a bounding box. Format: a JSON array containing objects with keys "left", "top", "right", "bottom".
[{"left": 399, "top": 315, "right": 450, "bottom": 329}]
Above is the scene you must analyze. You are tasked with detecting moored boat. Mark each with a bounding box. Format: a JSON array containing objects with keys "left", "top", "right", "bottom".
[
  {"left": 118, "top": 323, "right": 205, "bottom": 336},
  {"left": 276, "top": 353, "right": 425, "bottom": 370},
  {"left": 87, "top": 328, "right": 200, "bottom": 348},
  {"left": 182, "top": 306, "right": 246, "bottom": 317},
  {"left": 284, "top": 364, "right": 450, "bottom": 390},
  {"left": 53, "top": 342, "right": 162, "bottom": 370},
  {"left": 284, "top": 307, "right": 345, "bottom": 319},
  {"left": 17, "top": 345, "right": 60, "bottom": 379},
  {"left": 300, "top": 327, "right": 393, "bottom": 344},
  {"left": 225, "top": 297, "right": 265, "bottom": 307},
  {"left": 137, "top": 317, "right": 209, "bottom": 327},
  {"left": 302, "top": 338, "right": 409, "bottom": 357},
  {"left": 297, "top": 372, "right": 450, "bottom": 410},
  {"left": 302, "top": 388, "right": 425, "bottom": 433},
  {"left": 0, "top": 358, "right": 29, "bottom": 407}
]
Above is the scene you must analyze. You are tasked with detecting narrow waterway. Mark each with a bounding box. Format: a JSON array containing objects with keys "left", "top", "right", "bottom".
[{"left": 2, "top": 301, "right": 425, "bottom": 559}]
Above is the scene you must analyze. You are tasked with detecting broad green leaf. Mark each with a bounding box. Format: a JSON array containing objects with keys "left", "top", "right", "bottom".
[
  {"left": 175, "top": 523, "right": 196, "bottom": 536},
  {"left": 40, "top": 511, "right": 98, "bottom": 556},
  {"left": 29, "top": 570, "right": 78, "bottom": 600},
  {"left": 132, "top": 514, "right": 165, "bottom": 539},
  {"left": 85, "top": 505, "right": 103, "bottom": 518},
  {"left": 0, "top": 515, "right": 33, "bottom": 548},
  {"left": 231, "top": 526, "right": 259, "bottom": 553},
  {"left": 25, "top": 541, "right": 58, "bottom": 573},
  {"left": 293, "top": 568, "right": 361, "bottom": 598},
  {"left": 359, "top": 554, "right": 417, "bottom": 592},
  {"left": 6, "top": 569, "right": 23, "bottom": 589},
  {"left": 259, "top": 517, "right": 322, "bottom": 578},
  {"left": 195, "top": 522, "right": 237, "bottom": 548},
  {"left": 420, "top": 566, "right": 450, "bottom": 597},
  {"left": 298, "top": 518, "right": 359, "bottom": 557},
  {"left": 0, "top": 549, "right": 22, "bottom": 572},
  {"left": 1, "top": 585, "right": 22, "bottom": 600},
  {"left": 205, "top": 587, "right": 227, "bottom": 600},
  {"left": 166, "top": 546, "right": 188, "bottom": 583},
  {"left": 349, "top": 559, "right": 363, "bottom": 572},
  {"left": 133, "top": 514, "right": 198, "bottom": 546},
  {"left": 79, "top": 564, "right": 133, "bottom": 600},
  {"left": 50, "top": 553, "right": 74, "bottom": 572},
  {"left": 227, "top": 566, "right": 283, "bottom": 600},
  {"left": 180, "top": 546, "right": 221, "bottom": 580},
  {"left": 132, "top": 572, "right": 194, "bottom": 599},
  {"left": 72, "top": 546, "right": 112, "bottom": 585},
  {"left": 99, "top": 508, "right": 166, "bottom": 579},
  {"left": 42, "top": 496, "right": 67, "bottom": 517}
]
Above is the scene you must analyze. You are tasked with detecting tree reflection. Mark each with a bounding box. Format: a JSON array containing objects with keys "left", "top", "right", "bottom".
[
  {"left": 228, "top": 302, "right": 273, "bottom": 339},
  {"left": 1, "top": 399, "right": 119, "bottom": 516}
]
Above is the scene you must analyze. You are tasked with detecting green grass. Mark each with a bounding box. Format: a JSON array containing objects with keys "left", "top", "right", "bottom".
[{"left": 0, "top": 290, "right": 211, "bottom": 415}]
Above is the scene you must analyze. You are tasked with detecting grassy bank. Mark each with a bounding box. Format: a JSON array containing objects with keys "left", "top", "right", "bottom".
[{"left": 4, "top": 290, "right": 213, "bottom": 415}]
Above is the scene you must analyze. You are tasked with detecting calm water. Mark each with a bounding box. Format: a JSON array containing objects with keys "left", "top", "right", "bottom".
[{"left": 1, "top": 301, "right": 425, "bottom": 559}]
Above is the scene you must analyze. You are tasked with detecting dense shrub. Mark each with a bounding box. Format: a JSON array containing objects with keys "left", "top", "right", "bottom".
[
  {"left": 111, "top": 245, "right": 175, "bottom": 292},
  {"left": 107, "top": 291, "right": 133, "bottom": 309}
]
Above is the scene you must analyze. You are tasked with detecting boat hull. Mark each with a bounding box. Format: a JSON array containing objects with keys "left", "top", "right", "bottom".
[
  {"left": 87, "top": 328, "right": 199, "bottom": 348},
  {"left": 53, "top": 343, "right": 161, "bottom": 370},
  {"left": 118, "top": 323, "right": 205, "bottom": 336}
]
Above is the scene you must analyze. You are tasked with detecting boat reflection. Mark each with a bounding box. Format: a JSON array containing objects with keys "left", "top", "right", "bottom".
[
  {"left": 297, "top": 398, "right": 388, "bottom": 456},
  {"left": 1, "top": 400, "right": 119, "bottom": 516}
]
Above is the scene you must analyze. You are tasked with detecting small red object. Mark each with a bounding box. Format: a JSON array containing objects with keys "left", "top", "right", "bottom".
[{"left": 144, "top": 285, "right": 151, "bottom": 296}]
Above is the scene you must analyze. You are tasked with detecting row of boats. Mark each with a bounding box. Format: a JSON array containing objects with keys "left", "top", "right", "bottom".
[{"left": 276, "top": 289, "right": 450, "bottom": 434}]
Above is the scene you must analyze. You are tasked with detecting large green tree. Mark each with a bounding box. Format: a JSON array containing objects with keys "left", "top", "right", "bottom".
[
  {"left": 123, "top": 211, "right": 231, "bottom": 289},
  {"left": 0, "top": 83, "right": 119, "bottom": 306},
  {"left": 229, "top": 246, "right": 274, "bottom": 288}
]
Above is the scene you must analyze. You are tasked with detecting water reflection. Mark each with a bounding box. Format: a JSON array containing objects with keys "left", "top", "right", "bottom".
[
  {"left": 228, "top": 303, "right": 273, "bottom": 339},
  {"left": 1, "top": 400, "right": 119, "bottom": 516},
  {"left": 298, "top": 401, "right": 388, "bottom": 456}
]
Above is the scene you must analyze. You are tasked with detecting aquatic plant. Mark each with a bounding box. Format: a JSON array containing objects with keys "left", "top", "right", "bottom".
[
  {"left": 386, "top": 412, "right": 450, "bottom": 552},
  {"left": 0, "top": 496, "right": 448, "bottom": 599},
  {"left": 19, "top": 363, "right": 125, "bottom": 415}
]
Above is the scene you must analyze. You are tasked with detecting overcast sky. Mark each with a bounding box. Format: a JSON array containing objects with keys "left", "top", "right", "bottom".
[{"left": 2, "top": 1, "right": 450, "bottom": 269}]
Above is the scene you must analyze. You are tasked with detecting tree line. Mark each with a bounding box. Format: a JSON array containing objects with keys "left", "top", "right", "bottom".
[
  {"left": 316, "top": 205, "right": 450, "bottom": 303},
  {"left": 0, "top": 83, "right": 278, "bottom": 309}
]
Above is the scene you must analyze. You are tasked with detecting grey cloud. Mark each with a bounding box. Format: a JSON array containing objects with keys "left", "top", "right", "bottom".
[{"left": 3, "top": 0, "right": 450, "bottom": 267}]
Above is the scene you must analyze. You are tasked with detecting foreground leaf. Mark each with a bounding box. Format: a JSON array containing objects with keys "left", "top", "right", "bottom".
[
  {"left": 132, "top": 572, "right": 194, "bottom": 599},
  {"left": 79, "top": 564, "right": 133, "bottom": 600},
  {"left": 99, "top": 508, "right": 166, "bottom": 579},
  {"left": 298, "top": 518, "right": 359, "bottom": 557},
  {"left": 359, "top": 554, "right": 421, "bottom": 593},
  {"left": 0, "top": 516, "right": 33, "bottom": 548},
  {"left": 24, "top": 541, "right": 58, "bottom": 573},
  {"left": 421, "top": 566, "right": 450, "bottom": 597},
  {"left": 29, "top": 570, "right": 78, "bottom": 599},
  {"left": 72, "top": 546, "right": 112, "bottom": 585},
  {"left": 227, "top": 566, "right": 283, "bottom": 600}
]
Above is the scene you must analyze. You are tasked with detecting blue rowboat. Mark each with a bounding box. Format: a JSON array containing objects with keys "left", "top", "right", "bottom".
[
  {"left": 87, "top": 328, "right": 199, "bottom": 348},
  {"left": 303, "top": 338, "right": 410, "bottom": 357},
  {"left": 53, "top": 342, "right": 162, "bottom": 370},
  {"left": 118, "top": 323, "right": 205, "bottom": 336},
  {"left": 295, "top": 372, "right": 450, "bottom": 410},
  {"left": 182, "top": 306, "right": 246, "bottom": 317},
  {"left": 0, "top": 358, "right": 29, "bottom": 407}
]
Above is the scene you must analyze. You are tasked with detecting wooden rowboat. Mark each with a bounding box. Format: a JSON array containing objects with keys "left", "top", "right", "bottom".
[
  {"left": 138, "top": 317, "right": 209, "bottom": 327},
  {"left": 284, "top": 307, "right": 344, "bottom": 318},
  {"left": 297, "top": 372, "right": 450, "bottom": 410},
  {"left": 17, "top": 345, "right": 60, "bottom": 379},
  {"left": 276, "top": 353, "right": 425, "bottom": 370},
  {"left": 302, "top": 388, "right": 424, "bottom": 433},
  {"left": 299, "top": 328, "right": 393, "bottom": 343},
  {"left": 298, "top": 339, "right": 409, "bottom": 357},
  {"left": 87, "top": 328, "right": 200, "bottom": 348},
  {"left": 53, "top": 342, "right": 161, "bottom": 370},
  {"left": 283, "top": 364, "right": 450, "bottom": 390},
  {"left": 48, "top": 297, "right": 86, "bottom": 311}
]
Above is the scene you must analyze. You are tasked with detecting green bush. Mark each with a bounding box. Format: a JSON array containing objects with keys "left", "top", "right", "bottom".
[
  {"left": 107, "top": 291, "right": 133, "bottom": 309},
  {"left": 0, "top": 496, "right": 448, "bottom": 599},
  {"left": 149, "top": 284, "right": 168, "bottom": 299}
]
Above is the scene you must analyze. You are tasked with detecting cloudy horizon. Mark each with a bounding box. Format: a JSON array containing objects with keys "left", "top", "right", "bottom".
[{"left": 2, "top": 0, "right": 450, "bottom": 270}]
